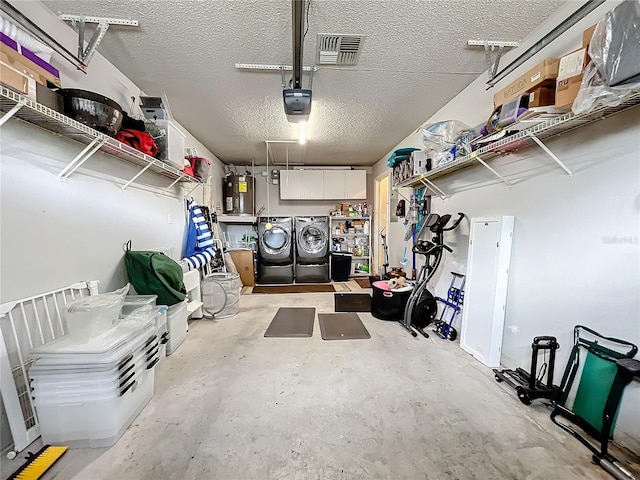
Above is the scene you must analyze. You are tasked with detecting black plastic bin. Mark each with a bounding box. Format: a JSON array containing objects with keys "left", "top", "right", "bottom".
[
  {"left": 371, "top": 280, "right": 412, "bottom": 320},
  {"left": 331, "top": 252, "right": 352, "bottom": 281}
]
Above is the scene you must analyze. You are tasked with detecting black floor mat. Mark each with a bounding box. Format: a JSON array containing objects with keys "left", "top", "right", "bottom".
[
  {"left": 334, "top": 293, "right": 371, "bottom": 312},
  {"left": 318, "top": 313, "right": 371, "bottom": 340},
  {"left": 264, "top": 307, "right": 315, "bottom": 337}
]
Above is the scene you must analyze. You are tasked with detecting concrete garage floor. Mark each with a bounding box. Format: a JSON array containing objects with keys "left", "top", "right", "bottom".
[{"left": 3, "top": 290, "right": 639, "bottom": 480}]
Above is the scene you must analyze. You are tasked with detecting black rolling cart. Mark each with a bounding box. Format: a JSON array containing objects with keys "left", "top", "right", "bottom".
[{"left": 494, "top": 336, "right": 560, "bottom": 405}]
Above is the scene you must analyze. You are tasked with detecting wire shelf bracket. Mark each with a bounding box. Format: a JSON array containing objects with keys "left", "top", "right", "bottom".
[
  {"left": 473, "top": 153, "right": 513, "bottom": 186},
  {"left": 0, "top": 100, "right": 25, "bottom": 127},
  {"left": 528, "top": 132, "right": 572, "bottom": 176},
  {"left": 58, "top": 137, "right": 107, "bottom": 181},
  {"left": 419, "top": 177, "right": 447, "bottom": 200}
]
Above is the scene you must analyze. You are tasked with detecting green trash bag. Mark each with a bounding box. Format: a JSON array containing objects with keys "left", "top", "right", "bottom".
[{"left": 124, "top": 248, "right": 186, "bottom": 306}]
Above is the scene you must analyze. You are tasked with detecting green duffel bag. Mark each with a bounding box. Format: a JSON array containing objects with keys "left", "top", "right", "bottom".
[{"left": 124, "top": 242, "right": 186, "bottom": 306}]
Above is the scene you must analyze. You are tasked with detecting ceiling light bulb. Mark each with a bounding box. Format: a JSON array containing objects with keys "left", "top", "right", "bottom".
[{"left": 298, "top": 122, "right": 306, "bottom": 144}]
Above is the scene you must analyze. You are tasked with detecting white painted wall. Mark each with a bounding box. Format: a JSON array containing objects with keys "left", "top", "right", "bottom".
[{"left": 372, "top": 0, "right": 640, "bottom": 451}]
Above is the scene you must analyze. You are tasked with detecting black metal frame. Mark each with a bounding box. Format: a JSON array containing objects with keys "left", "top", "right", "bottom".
[
  {"left": 550, "top": 325, "right": 639, "bottom": 479},
  {"left": 493, "top": 336, "right": 560, "bottom": 405}
]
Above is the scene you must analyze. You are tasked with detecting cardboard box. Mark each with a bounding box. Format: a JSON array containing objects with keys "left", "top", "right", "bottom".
[
  {"left": 528, "top": 86, "right": 556, "bottom": 107},
  {"left": 0, "top": 42, "right": 61, "bottom": 87},
  {"left": 555, "top": 77, "right": 582, "bottom": 110},
  {"left": 0, "top": 57, "right": 36, "bottom": 96},
  {"left": 494, "top": 58, "right": 559, "bottom": 107},
  {"left": 229, "top": 249, "right": 255, "bottom": 286},
  {"left": 583, "top": 24, "right": 597, "bottom": 64},
  {"left": 583, "top": 25, "right": 597, "bottom": 49},
  {"left": 555, "top": 49, "right": 588, "bottom": 109}
]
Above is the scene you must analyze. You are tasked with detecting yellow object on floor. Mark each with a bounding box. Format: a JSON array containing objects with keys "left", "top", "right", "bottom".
[{"left": 8, "top": 445, "right": 68, "bottom": 480}]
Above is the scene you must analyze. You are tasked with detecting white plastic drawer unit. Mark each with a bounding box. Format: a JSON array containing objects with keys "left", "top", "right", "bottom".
[{"left": 154, "top": 119, "right": 186, "bottom": 170}]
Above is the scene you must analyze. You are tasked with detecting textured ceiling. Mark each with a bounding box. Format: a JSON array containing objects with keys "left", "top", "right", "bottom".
[{"left": 43, "top": 0, "right": 566, "bottom": 166}]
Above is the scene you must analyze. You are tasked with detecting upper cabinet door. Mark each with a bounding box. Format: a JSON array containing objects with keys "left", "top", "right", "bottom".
[
  {"left": 280, "top": 170, "right": 303, "bottom": 199},
  {"left": 345, "top": 170, "right": 367, "bottom": 199},
  {"left": 322, "top": 170, "right": 346, "bottom": 199},
  {"left": 302, "top": 170, "right": 324, "bottom": 199}
]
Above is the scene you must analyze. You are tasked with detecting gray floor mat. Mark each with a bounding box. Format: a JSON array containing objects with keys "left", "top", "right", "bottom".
[
  {"left": 318, "top": 313, "right": 371, "bottom": 340},
  {"left": 334, "top": 293, "right": 371, "bottom": 312},
  {"left": 264, "top": 307, "right": 315, "bottom": 337}
]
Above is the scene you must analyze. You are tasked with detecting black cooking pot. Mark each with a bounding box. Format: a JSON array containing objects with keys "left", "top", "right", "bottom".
[{"left": 57, "top": 89, "right": 123, "bottom": 136}]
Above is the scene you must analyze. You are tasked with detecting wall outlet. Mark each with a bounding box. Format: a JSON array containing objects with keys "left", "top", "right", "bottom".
[{"left": 167, "top": 214, "right": 173, "bottom": 224}]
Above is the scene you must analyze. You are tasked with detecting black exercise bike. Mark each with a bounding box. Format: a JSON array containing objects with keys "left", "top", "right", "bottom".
[{"left": 400, "top": 210, "right": 465, "bottom": 338}]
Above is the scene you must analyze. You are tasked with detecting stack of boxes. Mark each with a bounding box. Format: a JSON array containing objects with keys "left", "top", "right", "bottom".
[
  {"left": 0, "top": 32, "right": 62, "bottom": 110},
  {"left": 555, "top": 25, "right": 596, "bottom": 109},
  {"left": 492, "top": 25, "right": 598, "bottom": 112}
]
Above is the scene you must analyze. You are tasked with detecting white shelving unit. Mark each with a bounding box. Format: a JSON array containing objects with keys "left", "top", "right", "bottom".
[
  {"left": 0, "top": 86, "right": 202, "bottom": 192},
  {"left": 329, "top": 216, "right": 371, "bottom": 277},
  {"left": 393, "top": 93, "right": 640, "bottom": 197}
]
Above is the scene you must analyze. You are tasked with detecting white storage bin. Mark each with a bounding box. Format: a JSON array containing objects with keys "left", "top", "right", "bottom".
[
  {"left": 166, "top": 301, "right": 187, "bottom": 355},
  {"left": 63, "top": 286, "right": 129, "bottom": 342},
  {"left": 32, "top": 322, "right": 156, "bottom": 365},
  {"left": 121, "top": 295, "right": 157, "bottom": 317},
  {"left": 34, "top": 367, "right": 155, "bottom": 448},
  {"left": 154, "top": 119, "right": 186, "bottom": 170}
]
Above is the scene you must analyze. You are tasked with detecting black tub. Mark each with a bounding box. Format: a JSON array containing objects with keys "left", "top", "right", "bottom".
[
  {"left": 58, "top": 89, "right": 123, "bottom": 136},
  {"left": 371, "top": 280, "right": 412, "bottom": 321}
]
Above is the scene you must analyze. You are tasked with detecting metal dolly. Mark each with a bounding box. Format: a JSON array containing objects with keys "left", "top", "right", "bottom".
[
  {"left": 433, "top": 272, "right": 465, "bottom": 341},
  {"left": 493, "top": 336, "right": 560, "bottom": 405}
]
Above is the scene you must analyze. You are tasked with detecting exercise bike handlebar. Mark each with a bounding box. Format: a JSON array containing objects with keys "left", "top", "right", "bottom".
[{"left": 442, "top": 212, "right": 466, "bottom": 231}]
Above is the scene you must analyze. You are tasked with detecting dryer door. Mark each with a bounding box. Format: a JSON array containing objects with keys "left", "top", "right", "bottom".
[
  {"left": 298, "top": 224, "right": 328, "bottom": 256},
  {"left": 262, "top": 226, "right": 290, "bottom": 255}
]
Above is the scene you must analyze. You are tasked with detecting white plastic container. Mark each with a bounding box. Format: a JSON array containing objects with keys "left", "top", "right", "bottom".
[
  {"left": 34, "top": 367, "right": 155, "bottom": 448},
  {"left": 155, "top": 119, "right": 186, "bottom": 170},
  {"left": 63, "top": 286, "right": 129, "bottom": 342},
  {"left": 121, "top": 295, "right": 157, "bottom": 317},
  {"left": 166, "top": 301, "right": 187, "bottom": 355}
]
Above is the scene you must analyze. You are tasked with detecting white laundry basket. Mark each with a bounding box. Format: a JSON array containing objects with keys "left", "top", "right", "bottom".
[{"left": 201, "top": 273, "right": 241, "bottom": 318}]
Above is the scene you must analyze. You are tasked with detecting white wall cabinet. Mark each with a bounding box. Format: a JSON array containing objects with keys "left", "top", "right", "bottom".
[
  {"left": 345, "top": 170, "right": 367, "bottom": 199},
  {"left": 302, "top": 170, "right": 324, "bottom": 199},
  {"left": 323, "top": 170, "right": 347, "bottom": 199},
  {"left": 460, "top": 216, "right": 514, "bottom": 368},
  {"left": 282, "top": 169, "right": 366, "bottom": 200},
  {"left": 279, "top": 170, "right": 304, "bottom": 199}
]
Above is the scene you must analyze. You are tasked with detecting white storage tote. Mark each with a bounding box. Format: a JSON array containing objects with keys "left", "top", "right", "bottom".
[{"left": 166, "top": 301, "right": 188, "bottom": 355}]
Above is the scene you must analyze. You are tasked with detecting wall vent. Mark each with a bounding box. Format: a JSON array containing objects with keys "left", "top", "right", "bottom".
[{"left": 316, "top": 34, "right": 364, "bottom": 66}]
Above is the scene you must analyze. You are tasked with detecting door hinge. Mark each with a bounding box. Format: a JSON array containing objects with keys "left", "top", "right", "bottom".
[{"left": 497, "top": 241, "right": 499, "bottom": 248}]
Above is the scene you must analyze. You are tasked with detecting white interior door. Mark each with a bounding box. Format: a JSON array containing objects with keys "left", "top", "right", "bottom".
[{"left": 460, "top": 217, "right": 514, "bottom": 368}]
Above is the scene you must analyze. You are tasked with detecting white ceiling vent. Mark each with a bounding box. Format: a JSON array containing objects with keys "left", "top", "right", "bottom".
[{"left": 316, "top": 34, "right": 364, "bottom": 66}]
